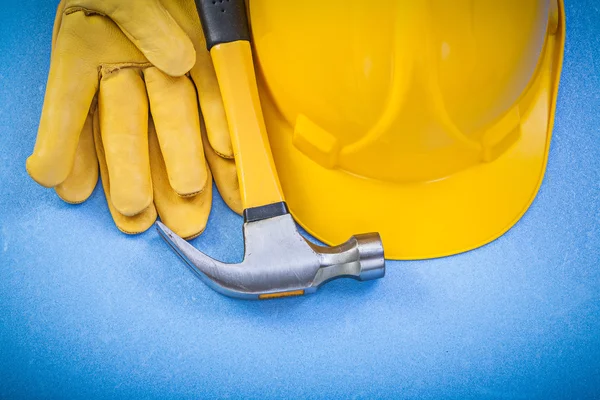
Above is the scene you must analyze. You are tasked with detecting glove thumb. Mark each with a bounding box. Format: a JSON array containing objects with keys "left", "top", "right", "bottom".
[{"left": 66, "top": 0, "right": 196, "bottom": 76}]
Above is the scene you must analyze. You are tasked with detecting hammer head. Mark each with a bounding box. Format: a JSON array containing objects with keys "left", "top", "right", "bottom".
[{"left": 156, "top": 213, "right": 385, "bottom": 299}]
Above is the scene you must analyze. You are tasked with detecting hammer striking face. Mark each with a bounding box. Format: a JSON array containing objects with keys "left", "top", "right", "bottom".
[{"left": 156, "top": 206, "right": 385, "bottom": 300}]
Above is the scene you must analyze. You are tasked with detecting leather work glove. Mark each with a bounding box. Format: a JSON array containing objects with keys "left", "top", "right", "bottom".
[{"left": 26, "top": 0, "right": 241, "bottom": 238}]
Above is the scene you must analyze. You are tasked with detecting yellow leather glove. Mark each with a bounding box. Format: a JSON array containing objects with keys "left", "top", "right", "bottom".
[{"left": 26, "top": 0, "right": 241, "bottom": 238}]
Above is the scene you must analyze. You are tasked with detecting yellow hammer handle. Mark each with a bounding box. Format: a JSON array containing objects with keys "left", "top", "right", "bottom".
[{"left": 210, "top": 41, "right": 285, "bottom": 210}]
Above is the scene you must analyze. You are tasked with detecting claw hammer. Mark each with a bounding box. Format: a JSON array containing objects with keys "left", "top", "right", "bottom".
[{"left": 156, "top": 0, "right": 386, "bottom": 299}]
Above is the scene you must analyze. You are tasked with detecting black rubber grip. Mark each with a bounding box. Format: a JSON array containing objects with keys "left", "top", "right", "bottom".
[
  {"left": 195, "top": 0, "right": 250, "bottom": 50},
  {"left": 243, "top": 202, "right": 289, "bottom": 223}
]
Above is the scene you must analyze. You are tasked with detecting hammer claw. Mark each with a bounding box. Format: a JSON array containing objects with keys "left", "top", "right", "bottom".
[
  {"left": 156, "top": 213, "right": 385, "bottom": 300},
  {"left": 155, "top": 221, "right": 225, "bottom": 293}
]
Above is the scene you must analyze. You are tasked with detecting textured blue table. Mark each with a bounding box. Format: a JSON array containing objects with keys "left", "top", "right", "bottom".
[{"left": 1, "top": 2, "right": 599, "bottom": 399}]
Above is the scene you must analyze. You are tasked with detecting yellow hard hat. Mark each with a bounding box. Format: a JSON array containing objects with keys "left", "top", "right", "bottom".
[{"left": 248, "top": 0, "right": 565, "bottom": 260}]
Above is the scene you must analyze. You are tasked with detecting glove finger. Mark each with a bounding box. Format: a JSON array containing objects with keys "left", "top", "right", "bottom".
[
  {"left": 67, "top": 0, "right": 195, "bottom": 77},
  {"left": 155, "top": 0, "right": 229, "bottom": 150},
  {"left": 202, "top": 118, "right": 242, "bottom": 215},
  {"left": 190, "top": 53, "right": 234, "bottom": 160},
  {"left": 26, "top": 12, "right": 98, "bottom": 188},
  {"left": 93, "top": 110, "right": 157, "bottom": 235},
  {"left": 98, "top": 68, "right": 152, "bottom": 217},
  {"left": 55, "top": 108, "right": 99, "bottom": 204},
  {"left": 144, "top": 67, "right": 208, "bottom": 197},
  {"left": 149, "top": 118, "right": 211, "bottom": 240}
]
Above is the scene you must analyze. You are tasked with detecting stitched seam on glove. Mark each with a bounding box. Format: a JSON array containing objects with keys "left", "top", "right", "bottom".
[
  {"left": 212, "top": 148, "right": 235, "bottom": 160},
  {"left": 64, "top": 6, "right": 106, "bottom": 17},
  {"left": 115, "top": 222, "right": 152, "bottom": 236},
  {"left": 56, "top": 194, "right": 90, "bottom": 205},
  {"left": 184, "top": 229, "right": 204, "bottom": 241},
  {"left": 177, "top": 189, "right": 203, "bottom": 198},
  {"left": 98, "top": 63, "right": 153, "bottom": 78}
]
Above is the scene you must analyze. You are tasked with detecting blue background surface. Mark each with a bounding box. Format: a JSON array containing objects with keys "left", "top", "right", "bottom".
[{"left": 1, "top": 1, "right": 599, "bottom": 399}]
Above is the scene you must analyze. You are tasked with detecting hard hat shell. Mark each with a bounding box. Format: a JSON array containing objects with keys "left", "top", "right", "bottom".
[{"left": 248, "top": 0, "right": 566, "bottom": 259}]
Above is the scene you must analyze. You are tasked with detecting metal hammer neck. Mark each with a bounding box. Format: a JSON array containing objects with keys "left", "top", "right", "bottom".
[{"left": 243, "top": 201, "right": 290, "bottom": 223}]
